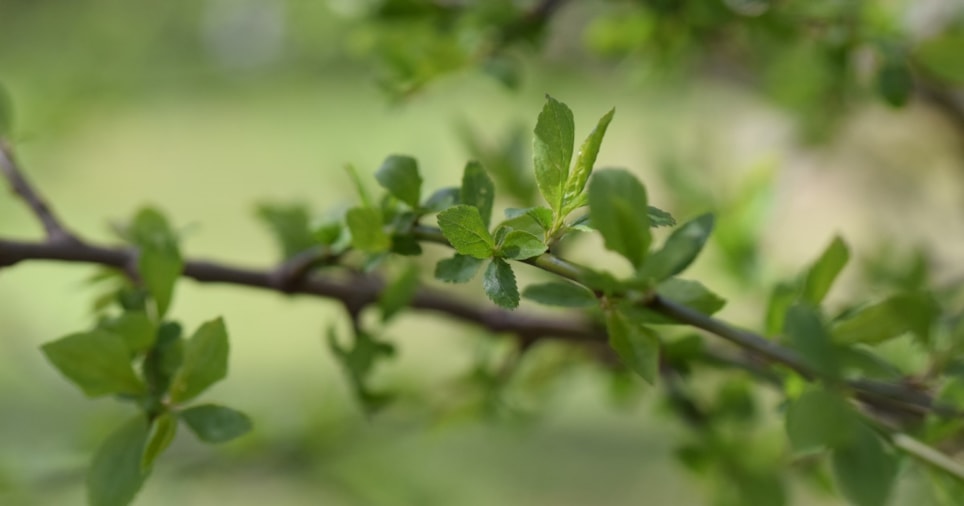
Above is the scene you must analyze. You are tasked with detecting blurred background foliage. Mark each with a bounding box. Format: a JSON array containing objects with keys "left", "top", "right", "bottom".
[{"left": 2, "top": 0, "right": 964, "bottom": 504}]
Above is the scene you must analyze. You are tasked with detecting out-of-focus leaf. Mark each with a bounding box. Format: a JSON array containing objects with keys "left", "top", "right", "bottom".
[
  {"left": 127, "top": 208, "right": 182, "bottom": 317},
  {"left": 379, "top": 264, "right": 420, "bottom": 322},
  {"left": 434, "top": 253, "right": 485, "bottom": 283},
  {"left": 255, "top": 203, "right": 318, "bottom": 259},
  {"left": 100, "top": 311, "right": 155, "bottom": 354},
  {"left": 605, "top": 308, "right": 660, "bottom": 383},
  {"left": 180, "top": 404, "right": 253, "bottom": 444},
  {"left": 648, "top": 206, "right": 676, "bottom": 227},
  {"left": 802, "top": 236, "right": 849, "bottom": 305},
  {"left": 461, "top": 161, "right": 495, "bottom": 227},
  {"left": 169, "top": 318, "right": 229, "bottom": 404},
  {"left": 637, "top": 213, "right": 714, "bottom": 284},
  {"left": 784, "top": 304, "right": 840, "bottom": 379},
  {"left": 375, "top": 155, "right": 423, "bottom": 209},
  {"left": 141, "top": 412, "right": 177, "bottom": 471},
  {"left": 765, "top": 282, "right": 798, "bottom": 336},
  {"left": 587, "top": 169, "right": 652, "bottom": 268},
  {"left": 422, "top": 186, "right": 460, "bottom": 212},
  {"left": 41, "top": 330, "right": 145, "bottom": 398},
  {"left": 87, "top": 415, "right": 150, "bottom": 506},
  {"left": 346, "top": 206, "right": 391, "bottom": 253},
  {"left": 523, "top": 281, "right": 597, "bottom": 307},
  {"left": 833, "top": 291, "right": 939, "bottom": 345},
  {"left": 785, "top": 387, "right": 858, "bottom": 453},
  {"left": 831, "top": 424, "right": 898, "bottom": 506}
]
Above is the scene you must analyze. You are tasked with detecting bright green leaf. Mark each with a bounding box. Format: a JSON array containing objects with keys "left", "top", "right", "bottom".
[
  {"left": 376, "top": 155, "right": 422, "bottom": 209},
  {"left": 437, "top": 205, "right": 495, "bottom": 259},
  {"left": 802, "top": 236, "right": 849, "bottom": 305},
  {"left": 831, "top": 424, "right": 898, "bottom": 506},
  {"left": 785, "top": 387, "right": 858, "bottom": 453},
  {"left": 169, "top": 318, "right": 229, "bottom": 404},
  {"left": 562, "top": 107, "right": 615, "bottom": 214},
  {"left": 498, "top": 230, "right": 547, "bottom": 260},
  {"left": 180, "top": 404, "right": 253, "bottom": 444},
  {"left": 461, "top": 161, "right": 495, "bottom": 227},
  {"left": 533, "top": 95, "right": 575, "bottom": 214},
  {"left": 483, "top": 258, "right": 519, "bottom": 309},
  {"left": 637, "top": 213, "right": 715, "bottom": 283},
  {"left": 587, "top": 169, "right": 652, "bottom": 268},
  {"left": 100, "top": 311, "right": 156, "bottom": 354},
  {"left": 605, "top": 309, "right": 660, "bottom": 383},
  {"left": 87, "top": 415, "right": 150, "bottom": 506},
  {"left": 346, "top": 206, "right": 390, "bottom": 253},
  {"left": 434, "top": 253, "right": 484, "bottom": 283},
  {"left": 41, "top": 330, "right": 145, "bottom": 397},
  {"left": 784, "top": 304, "right": 840, "bottom": 379},
  {"left": 141, "top": 412, "right": 177, "bottom": 471},
  {"left": 523, "top": 281, "right": 596, "bottom": 307},
  {"left": 379, "top": 265, "right": 420, "bottom": 322}
]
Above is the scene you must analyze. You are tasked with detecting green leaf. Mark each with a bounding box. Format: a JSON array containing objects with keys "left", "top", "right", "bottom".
[
  {"left": 255, "top": 202, "right": 318, "bottom": 259},
  {"left": 346, "top": 206, "right": 390, "bottom": 253},
  {"left": 434, "top": 254, "right": 485, "bottom": 283},
  {"left": 169, "top": 318, "right": 229, "bottom": 404},
  {"left": 785, "top": 387, "right": 858, "bottom": 453},
  {"left": 802, "top": 236, "right": 849, "bottom": 305},
  {"left": 127, "top": 208, "right": 182, "bottom": 318},
  {"left": 87, "top": 415, "right": 150, "bottom": 506},
  {"left": 328, "top": 326, "right": 395, "bottom": 414},
  {"left": 765, "top": 282, "right": 798, "bottom": 336},
  {"left": 833, "top": 291, "right": 939, "bottom": 345},
  {"left": 437, "top": 205, "right": 495, "bottom": 259},
  {"left": 41, "top": 330, "right": 145, "bottom": 397},
  {"left": 461, "top": 161, "right": 495, "bottom": 227},
  {"left": 533, "top": 95, "right": 575, "bottom": 214},
  {"left": 605, "top": 309, "right": 660, "bottom": 383},
  {"left": 523, "top": 281, "right": 596, "bottom": 307},
  {"left": 313, "top": 220, "right": 343, "bottom": 246},
  {"left": 344, "top": 164, "right": 374, "bottom": 208},
  {"left": 784, "top": 304, "right": 840, "bottom": 379},
  {"left": 648, "top": 206, "right": 676, "bottom": 227},
  {"left": 657, "top": 278, "right": 726, "bottom": 316},
  {"left": 498, "top": 230, "right": 547, "bottom": 260},
  {"left": 142, "top": 322, "right": 183, "bottom": 397},
  {"left": 831, "top": 424, "right": 898, "bottom": 506},
  {"left": 100, "top": 311, "right": 156, "bottom": 354},
  {"left": 587, "top": 169, "right": 652, "bottom": 268},
  {"left": 483, "top": 258, "right": 519, "bottom": 309},
  {"left": 379, "top": 264, "right": 420, "bottom": 322},
  {"left": 141, "top": 412, "right": 177, "bottom": 471},
  {"left": 375, "top": 155, "right": 422, "bottom": 208},
  {"left": 562, "top": 107, "right": 615, "bottom": 214},
  {"left": 180, "top": 404, "right": 253, "bottom": 443},
  {"left": 422, "top": 186, "right": 460, "bottom": 213},
  {"left": 637, "top": 213, "right": 715, "bottom": 283},
  {"left": 877, "top": 55, "right": 913, "bottom": 107}
]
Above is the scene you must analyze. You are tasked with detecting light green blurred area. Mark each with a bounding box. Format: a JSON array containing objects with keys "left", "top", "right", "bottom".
[{"left": 1, "top": 2, "right": 962, "bottom": 505}]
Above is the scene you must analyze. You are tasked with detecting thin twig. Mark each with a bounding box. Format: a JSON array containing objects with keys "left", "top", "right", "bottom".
[{"left": 0, "top": 139, "right": 78, "bottom": 244}]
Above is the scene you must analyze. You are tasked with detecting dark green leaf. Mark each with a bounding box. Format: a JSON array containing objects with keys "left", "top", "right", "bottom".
[
  {"left": 637, "top": 213, "right": 714, "bottom": 283},
  {"left": 498, "top": 230, "right": 547, "bottom": 260},
  {"left": 833, "top": 291, "right": 939, "bottom": 345},
  {"left": 877, "top": 56, "right": 913, "bottom": 107},
  {"left": 587, "top": 169, "right": 652, "bottom": 268},
  {"left": 579, "top": 268, "right": 625, "bottom": 296},
  {"left": 255, "top": 203, "right": 317, "bottom": 259},
  {"left": 831, "top": 424, "right": 898, "bottom": 506},
  {"left": 437, "top": 205, "right": 495, "bottom": 259},
  {"left": 379, "top": 265, "right": 420, "bottom": 322},
  {"left": 605, "top": 309, "right": 660, "bottom": 383},
  {"left": 785, "top": 387, "right": 858, "bottom": 453},
  {"left": 803, "top": 236, "right": 849, "bottom": 305},
  {"left": 87, "top": 415, "right": 150, "bottom": 506},
  {"left": 562, "top": 107, "right": 615, "bottom": 214},
  {"left": 483, "top": 258, "right": 518, "bottom": 309},
  {"left": 648, "top": 206, "right": 676, "bottom": 227},
  {"left": 765, "top": 282, "right": 798, "bottom": 336},
  {"left": 41, "top": 330, "right": 145, "bottom": 397},
  {"left": 784, "top": 304, "right": 840, "bottom": 379},
  {"left": 461, "top": 161, "right": 495, "bottom": 227},
  {"left": 346, "top": 206, "right": 390, "bottom": 253},
  {"left": 169, "top": 318, "right": 229, "bottom": 404},
  {"left": 533, "top": 95, "right": 574, "bottom": 214},
  {"left": 180, "top": 404, "right": 253, "bottom": 443},
  {"left": 523, "top": 281, "right": 597, "bottom": 307},
  {"left": 375, "top": 155, "right": 422, "bottom": 208},
  {"left": 141, "top": 412, "right": 177, "bottom": 471},
  {"left": 100, "top": 311, "right": 156, "bottom": 354},
  {"left": 127, "top": 208, "right": 182, "bottom": 318},
  {"left": 142, "top": 322, "right": 183, "bottom": 397},
  {"left": 657, "top": 278, "right": 726, "bottom": 316},
  {"left": 434, "top": 253, "right": 484, "bottom": 283},
  {"left": 422, "top": 186, "right": 460, "bottom": 212}
]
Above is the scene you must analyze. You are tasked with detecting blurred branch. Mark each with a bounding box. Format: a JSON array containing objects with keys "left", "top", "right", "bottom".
[{"left": 0, "top": 139, "right": 79, "bottom": 245}]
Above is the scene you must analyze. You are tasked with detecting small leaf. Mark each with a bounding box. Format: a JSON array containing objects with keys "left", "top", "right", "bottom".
[
  {"left": 657, "top": 278, "right": 725, "bottom": 316},
  {"left": 523, "top": 281, "right": 596, "bottom": 307},
  {"left": 877, "top": 56, "right": 913, "bottom": 107},
  {"left": 346, "top": 206, "right": 390, "bottom": 253},
  {"left": 434, "top": 254, "right": 485, "bottom": 283},
  {"left": 784, "top": 304, "right": 840, "bottom": 379},
  {"left": 422, "top": 186, "right": 460, "bottom": 213},
  {"left": 142, "top": 322, "right": 183, "bottom": 397},
  {"left": 41, "top": 330, "right": 145, "bottom": 397},
  {"left": 127, "top": 208, "right": 182, "bottom": 318},
  {"left": 483, "top": 258, "right": 519, "bottom": 309},
  {"left": 461, "top": 161, "right": 495, "bottom": 227},
  {"left": 255, "top": 203, "right": 318, "bottom": 259},
  {"left": 833, "top": 291, "right": 939, "bottom": 345},
  {"left": 328, "top": 326, "right": 395, "bottom": 414},
  {"left": 533, "top": 95, "right": 575, "bottom": 214},
  {"left": 648, "top": 206, "right": 676, "bottom": 227},
  {"left": 100, "top": 311, "right": 156, "bottom": 354},
  {"left": 587, "top": 169, "right": 652, "bottom": 268},
  {"left": 87, "top": 415, "right": 150, "bottom": 506},
  {"left": 169, "top": 318, "right": 229, "bottom": 404},
  {"left": 562, "top": 107, "right": 615, "bottom": 214},
  {"left": 785, "top": 387, "right": 858, "bottom": 453},
  {"left": 180, "top": 404, "right": 253, "bottom": 443},
  {"left": 765, "top": 282, "right": 798, "bottom": 336},
  {"left": 802, "top": 236, "right": 849, "bottom": 305},
  {"left": 831, "top": 424, "right": 898, "bottom": 506},
  {"left": 498, "top": 230, "right": 547, "bottom": 260},
  {"left": 375, "top": 155, "right": 422, "bottom": 208},
  {"left": 437, "top": 205, "right": 495, "bottom": 259},
  {"left": 141, "top": 412, "right": 178, "bottom": 471},
  {"left": 605, "top": 308, "right": 660, "bottom": 383},
  {"left": 637, "top": 213, "right": 715, "bottom": 283},
  {"left": 379, "top": 264, "right": 420, "bottom": 322}
]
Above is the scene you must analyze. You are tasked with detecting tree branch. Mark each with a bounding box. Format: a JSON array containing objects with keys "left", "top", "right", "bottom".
[{"left": 0, "top": 139, "right": 78, "bottom": 244}]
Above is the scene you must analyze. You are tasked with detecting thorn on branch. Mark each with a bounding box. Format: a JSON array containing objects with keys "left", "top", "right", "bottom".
[{"left": 0, "top": 139, "right": 80, "bottom": 245}]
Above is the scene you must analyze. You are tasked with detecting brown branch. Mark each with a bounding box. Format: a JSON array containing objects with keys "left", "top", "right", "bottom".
[{"left": 0, "top": 139, "right": 78, "bottom": 244}]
